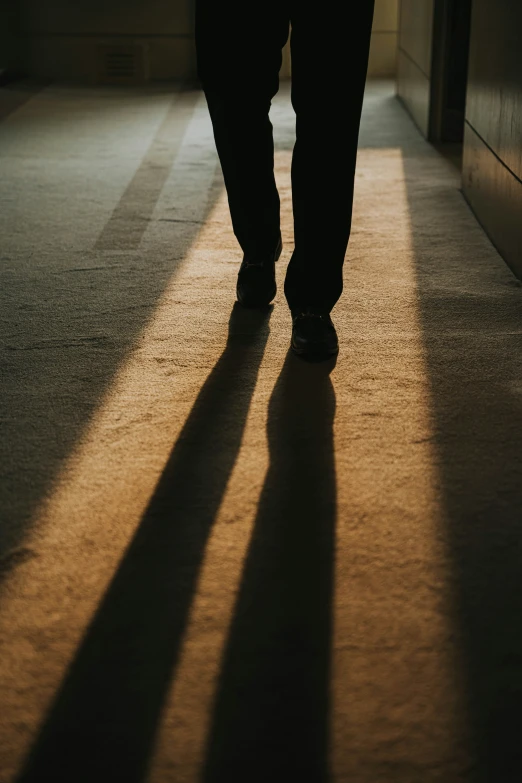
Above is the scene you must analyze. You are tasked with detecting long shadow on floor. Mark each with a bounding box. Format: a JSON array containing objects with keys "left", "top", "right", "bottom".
[
  {"left": 0, "top": 87, "right": 220, "bottom": 582},
  {"left": 203, "top": 351, "right": 337, "bottom": 783},
  {"left": 16, "top": 304, "right": 271, "bottom": 783},
  {"left": 402, "top": 145, "right": 522, "bottom": 778}
]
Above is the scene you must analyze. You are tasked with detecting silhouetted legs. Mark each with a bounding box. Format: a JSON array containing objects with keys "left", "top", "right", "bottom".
[
  {"left": 195, "top": 1, "right": 289, "bottom": 259},
  {"left": 286, "top": 4, "right": 375, "bottom": 311},
  {"left": 196, "top": 1, "right": 375, "bottom": 312}
]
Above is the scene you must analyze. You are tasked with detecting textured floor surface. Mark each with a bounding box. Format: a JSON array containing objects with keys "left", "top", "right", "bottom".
[{"left": 1, "top": 80, "right": 522, "bottom": 783}]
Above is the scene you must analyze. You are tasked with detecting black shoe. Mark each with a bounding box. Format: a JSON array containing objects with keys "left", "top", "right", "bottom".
[
  {"left": 236, "top": 236, "right": 282, "bottom": 308},
  {"left": 291, "top": 310, "right": 339, "bottom": 359}
]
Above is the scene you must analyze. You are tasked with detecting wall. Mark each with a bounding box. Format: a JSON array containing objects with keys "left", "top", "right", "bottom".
[
  {"left": 14, "top": 0, "right": 195, "bottom": 82},
  {"left": 14, "top": 0, "right": 398, "bottom": 83},
  {"left": 368, "top": 0, "right": 399, "bottom": 78},
  {"left": 396, "top": 0, "right": 434, "bottom": 136},
  {"left": 1, "top": 0, "right": 24, "bottom": 75},
  {"left": 462, "top": 0, "right": 522, "bottom": 277}
]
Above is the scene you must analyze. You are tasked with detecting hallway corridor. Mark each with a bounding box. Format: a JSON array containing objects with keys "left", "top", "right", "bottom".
[{"left": 1, "top": 80, "right": 522, "bottom": 782}]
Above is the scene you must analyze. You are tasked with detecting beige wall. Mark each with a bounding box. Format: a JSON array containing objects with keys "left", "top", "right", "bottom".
[
  {"left": 368, "top": 0, "right": 399, "bottom": 77},
  {"left": 14, "top": 0, "right": 195, "bottom": 82},
  {"left": 396, "top": 0, "right": 434, "bottom": 136}
]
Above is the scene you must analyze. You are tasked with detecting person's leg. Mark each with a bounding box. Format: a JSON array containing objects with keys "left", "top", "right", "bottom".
[
  {"left": 285, "top": 2, "right": 375, "bottom": 314},
  {"left": 195, "top": 1, "right": 290, "bottom": 259}
]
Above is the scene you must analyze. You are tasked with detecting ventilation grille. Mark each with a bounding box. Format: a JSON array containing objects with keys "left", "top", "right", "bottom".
[{"left": 97, "top": 44, "right": 148, "bottom": 84}]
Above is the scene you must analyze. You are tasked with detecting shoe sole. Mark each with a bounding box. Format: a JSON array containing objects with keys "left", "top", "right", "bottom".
[{"left": 291, "top": 341, "right": 339, "bottom": 361}]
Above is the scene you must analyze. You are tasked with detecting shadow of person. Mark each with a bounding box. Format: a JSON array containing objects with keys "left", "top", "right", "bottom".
[
  {"left": 203, "top": 350, "right": 337, "bottom": 783},
  {"left": 16, "top": 303, "right": 272, "bottom": 783},
  {"left": 0, "top": 93, "right": 222, "bottom": 587}
]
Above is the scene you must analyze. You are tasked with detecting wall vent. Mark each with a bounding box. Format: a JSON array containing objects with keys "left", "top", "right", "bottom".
[{"left": 97, "top": 43, "right": 149, "bottom": 85}]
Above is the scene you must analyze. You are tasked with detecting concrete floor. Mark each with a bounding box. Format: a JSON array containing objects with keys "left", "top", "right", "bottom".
[{"left": 1, "top": 80, "right": 522, "bottom": 783}]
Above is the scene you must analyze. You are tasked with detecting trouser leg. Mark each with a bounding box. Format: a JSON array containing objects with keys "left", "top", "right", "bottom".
[
  {"left": 195, "top": 1, "right": 290, "bottom": 258},
  {"left": 285, "top": 2, "right": 375, "bottom": 313}
]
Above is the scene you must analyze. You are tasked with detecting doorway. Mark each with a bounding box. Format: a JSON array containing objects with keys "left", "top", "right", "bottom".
[{"left": 430, "top": 0, "right": 473, "bottom": 143}]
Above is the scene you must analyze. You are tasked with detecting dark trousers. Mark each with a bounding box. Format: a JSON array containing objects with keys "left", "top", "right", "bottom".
[{"left": 195, "top": 1, "right": 375, "bottom": 312}]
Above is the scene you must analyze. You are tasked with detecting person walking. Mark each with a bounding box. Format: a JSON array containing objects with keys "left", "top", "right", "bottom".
[{"left": 195, "top": 2, "right": 375, "bottom": 359}]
